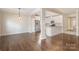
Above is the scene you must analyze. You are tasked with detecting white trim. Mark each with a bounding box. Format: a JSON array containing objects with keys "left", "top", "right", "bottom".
[
  {"left": 64, "top": 32, "right": 79, "bottom": 36},
  {"left": 0, "top": 31, "right": 32, "bottom": 36}
]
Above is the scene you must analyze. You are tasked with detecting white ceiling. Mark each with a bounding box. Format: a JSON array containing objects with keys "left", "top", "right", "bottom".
[
  {"left": 47, "top": 8, "right": 76, "bottom": 14},
  {"left": 0, "top": 8, "right": 37, "bottom": 15},
  {"left": 0, "top": 8, "right": 77, "bottom": 16}
]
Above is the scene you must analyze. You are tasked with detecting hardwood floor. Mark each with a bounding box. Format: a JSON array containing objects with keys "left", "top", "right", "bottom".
[
  {"left": 42, "top": 34, "right": 79, "bottom": 51},
  {"left": 0, "top": 33, "right": 79, "bottom": 51},
  {"left": 0, "top": 33, "right": 41, "bottom": 51}
]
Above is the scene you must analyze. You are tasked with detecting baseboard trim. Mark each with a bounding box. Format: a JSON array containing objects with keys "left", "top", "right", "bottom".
[{"left": 0, "top": 32, "right": 32, "bottom": 36}]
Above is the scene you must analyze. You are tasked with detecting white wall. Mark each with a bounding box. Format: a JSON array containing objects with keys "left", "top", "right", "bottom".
[
  {"left": 0, "top": 12, "right": 32, "bottom": 36},
  {"left": 0, "top": 12, "right": 1, "bottom": 33}
]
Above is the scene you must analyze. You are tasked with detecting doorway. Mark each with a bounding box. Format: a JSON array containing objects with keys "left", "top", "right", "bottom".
[{"left": 35, "top": 20, "right": 40, "bottom": 33}]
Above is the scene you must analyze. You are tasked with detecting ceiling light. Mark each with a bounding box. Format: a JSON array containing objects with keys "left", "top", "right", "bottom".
[{"left": 18, "top": 8, "right": 22, "bottom": 22}]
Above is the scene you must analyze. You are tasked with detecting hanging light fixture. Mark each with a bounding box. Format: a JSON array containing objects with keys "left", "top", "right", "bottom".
[{"left": 18, "top": 8, "right": 22, "bottom": 21}]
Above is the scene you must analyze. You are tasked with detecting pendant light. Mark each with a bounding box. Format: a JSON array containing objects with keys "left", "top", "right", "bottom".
[{"left": 18, "top": 8, "right": 22, "bottom": 21}]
